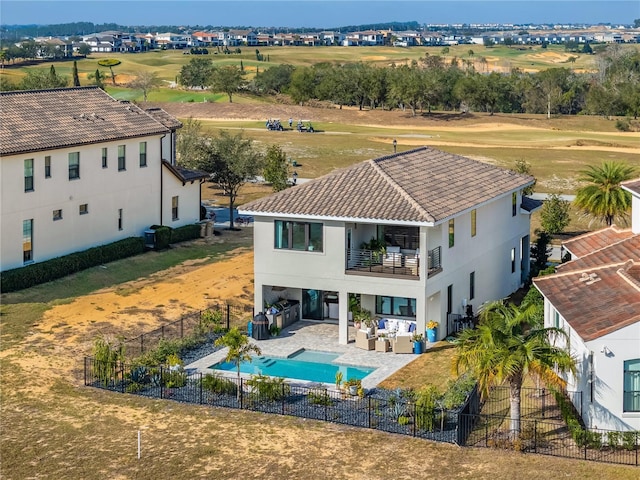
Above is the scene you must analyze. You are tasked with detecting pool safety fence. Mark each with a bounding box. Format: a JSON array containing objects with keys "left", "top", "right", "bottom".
[
  {"left": 459, "top": 413, "right": 639, "bottom": 466},
  {"left": 84, "top": 356, "right": 478, "bottom": 445},
  {"left": 121, "top": 302, "right": 254, "bottom": 360}
]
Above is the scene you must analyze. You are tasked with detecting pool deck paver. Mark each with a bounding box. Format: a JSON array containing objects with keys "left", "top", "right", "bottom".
[{"left": 186, "top": 321, "right": 427, "bottom": 390}]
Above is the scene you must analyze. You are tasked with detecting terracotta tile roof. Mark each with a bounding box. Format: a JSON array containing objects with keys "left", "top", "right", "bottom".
[
  {"left": 622, "top": 178, "right": 640, "bottom": 196},
  {"left": 562, "top": 226, "right": 635, "bottom": 258},
  {"left": 0, "top": 87, "right": 172, "bottom": 156},
  {"left": 144, "top": 107, "right": 182, "bottom": 129},
  {"left": 535, "top": 227, "right": 640, "bottom": 341},
  {"left": 534, "top": 262, "right": 640, "bottom": 342},
  {"left": 558, "top": 235, "right": 640, "bottom": 272},
  {"left": 240, "top": 147, "right": 533, "bottom": 224}
]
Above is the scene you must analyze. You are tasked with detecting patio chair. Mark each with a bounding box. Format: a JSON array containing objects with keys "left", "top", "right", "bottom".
[
  {"left": 392, "top": 334, "right": 413, "bottom": 354},
  {"left": 355, "top": 329, "right": 376, "bottom": 350}
]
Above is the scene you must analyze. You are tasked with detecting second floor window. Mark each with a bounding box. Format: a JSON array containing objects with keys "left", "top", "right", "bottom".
[
  {"left": 45, "top": 156, "right": 51, "bottom": 178},
  {"left": 512, "top": 192, "right": 517, "bottom": 216},
  {"left": 471, "top": 209, "right": 476, "bottom": 237},
  {"left": 274, "top": 220, "right": 323, "bottom": 252},
  {"left": 102, "top": 148, "right": 108, "bottom": 168},
  {"left": 24, "top": 158, "right": 34, "bottom": 192},
  {"left": 448, "top": 219, "right": 455, "bottom": 248},
  {"left": 68, "top": 152, "right": 80, "bottom": 179},
  {"left": 118, "top": 145, "right": 126, "bottom": 171},
  {"left": 139, "top": 142, "right": 147, "bottom": 167},
  {"left": 470, "top": 271, "right": 475, "bottom": 300}
]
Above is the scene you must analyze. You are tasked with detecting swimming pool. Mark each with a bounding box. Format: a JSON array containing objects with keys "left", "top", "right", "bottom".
[{"left": 210, "top": 349, "right": 375, "bottom": 384}]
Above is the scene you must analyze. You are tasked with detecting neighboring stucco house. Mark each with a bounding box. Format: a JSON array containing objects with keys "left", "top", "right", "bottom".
[
  {"left": 533, "top": 178, "right": 640, "bottom": 432},
  {"left": 239, "top": 147, "right": 537, "bottom": 345},
  {"left": 0, "top": 86, "right": 207, "bottom": 272}
]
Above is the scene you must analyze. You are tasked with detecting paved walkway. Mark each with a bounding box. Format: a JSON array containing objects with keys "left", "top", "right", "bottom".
[{"left": 186, "top": 321, "right": 425, "bottom": 390}]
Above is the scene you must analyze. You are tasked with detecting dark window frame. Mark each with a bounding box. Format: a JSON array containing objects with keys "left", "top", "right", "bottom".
[
  {"left": 24, "top": 158, "right": 34, "bottom": 192},
  {"left": 68, "top": 152, "right": 80, "bottom": 180},
  {"left": 118, "top": 145, "right": 126, "bottom": 171},
  {"left": 139, "top": 141, "right": 147, "bottom": 167},
  {"left": 274, "top": 220, "right": 323, "bottom": 252}
]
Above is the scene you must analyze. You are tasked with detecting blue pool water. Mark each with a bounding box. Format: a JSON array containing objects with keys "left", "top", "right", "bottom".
[{"left": 210, "top": 349, "right": 375, "bottom": 384}]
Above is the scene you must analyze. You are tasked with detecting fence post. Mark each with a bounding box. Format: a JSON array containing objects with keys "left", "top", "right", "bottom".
[
  {"left": 534, "top": 420, "right": 537, "bottom": 453},
  {"left": 485, "top": 420, "right": 489, "bottom": 447},
  {"left": 240, "top": 378, "right": 243, "bottom": 409},
  {"left": 324, "top": 388, "right": 328, "bottom": 422},
  {"left": 84, "top": 357, "right": 88, "bottom": 386},
  {"left": 368, "top": 396, "right": 371, "bottom": 429},
  {"left": 226, "top": 304, "right": 230, "bottom": 330},
  {"left": 282, "top": 384, "right": 285, "bottom": 416},
  {"left": 121, "top": 363, "right": 125, "bottom": 393},
  {"left": 542, "top": 388, "right": 546, "bottom": 418},
  {"left": 181, "top": 317, "right": 184, "bottom": 339},
  {"left": 412, "top": 403, "right": 417, "bottom": 437},
  {"left": 159, "top": 366, "right": 164, "bottom": 399},
  {"left": 200, "top": 373, "right": 203, "bottom": 405}
]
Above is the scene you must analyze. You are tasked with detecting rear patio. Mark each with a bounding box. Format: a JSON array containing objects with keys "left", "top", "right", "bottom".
[{"left": 186, "top": 320, "right": 422, "bottom": 390}]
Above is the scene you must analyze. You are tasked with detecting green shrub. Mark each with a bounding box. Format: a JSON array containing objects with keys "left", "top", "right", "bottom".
[
  {"left": 171, "top": 224, "right": 201, "bottom": 243},
  {"left": 441, "top": 373, "right": 477, "bottom": 409},
  {"left": 615, "top": 118, "right": 630, "bottom": 132},
  {"left": 1, "top": 237, "right": 144, "bottom": 292},
  {"left": 607, "top": 431, "right": 621, "bottom": 449},
  {"left": 308, "top": 388, "right": 332, "bottom": 406},
  {"left": 202, "top": 373, "right": 237, "bottom": 395},
  {"left": 198, "top": 309, "right": 224, "bottom": 335},
  {"left": 622, "top": 431, "right": 638, "bottom": 451},
  {"left": 93, "top": 335, "right": 125, "bottom": 387},
  {"left": 246, "top": 374, "right": 289, "bottom": 401},
  {"left": 415, "top": 384, "right": 441, "bottom": 432},
  {"left": 151, "top": 225, "right": 172, "bottom": 250}
]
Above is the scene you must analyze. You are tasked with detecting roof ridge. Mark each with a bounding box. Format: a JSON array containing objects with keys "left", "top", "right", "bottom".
[
  {"left": 572, "top": 231, "right": 638, "bottom": 259},
  {"left": 368, "top": 157, "right": 434, "bottom": 222},
  {"left": 618, "top": 260, "right": 640, "bottom": 292},
  {"left": 539, "top": 261, "right": 628, "bottom": 280}
]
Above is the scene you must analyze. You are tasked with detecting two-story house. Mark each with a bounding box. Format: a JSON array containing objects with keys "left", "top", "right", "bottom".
[
  {"left": 239, "top": 147, "right": 536, "bottom": 345},
  {"left": 533, "top": 179, "right": 640, "bottom": 432},
  {"left": 0, "top": 86, "right": 207, "bottom": 272}
]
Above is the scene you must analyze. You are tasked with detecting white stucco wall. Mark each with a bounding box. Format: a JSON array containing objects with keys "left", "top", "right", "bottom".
[
  {"left": 1, "top": 134, "right": 201, "bottom": 271},
  {"left": 248, "top": 188, "right": 531, "bottom": 344},
  {"left": 544, "top": 300, "right": 640, "bottom": 431}
]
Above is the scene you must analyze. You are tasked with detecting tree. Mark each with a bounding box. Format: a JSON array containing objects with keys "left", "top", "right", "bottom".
[
  {"left": 21, "top": 67, "right": 67, "bottom": 90},
  {"left": 530, "top": 229, "right": 552, "bottom": 278},
  {"left": 513, "top": 159, "right": 536, "bottom": 195},
  {"left": 195, "top": 130, "right": 263, "bottom": 228},
  {"left": 72, "top": 60, "right": 80, "bottom": 87},
  {"left": 89, "top": 68, "right": 105, "bottom": 89},
  {"left": 77, "top": 43, "right": 91, "bottom": 56},
  {"left": 176, "top": 117, "right": 205, "bottom": 166},
  {"left": 574, "top": 161, "right": 636, "bottom": 226},
  {"left": 178, "top": 57, "right": 214, "bottom": 89},
  {"left": 288, "top": 66, "right": 316, "bottom": 105},
  {"left": 97, "top": 58, "right": 121, "bottom": 86},
  {"left": 453, "top": 299, "right": 575, "bottom": 435},
  {"left": 128, "top": 71, "right": 161, "bottom": 101},
  {"left": 582, "top": 43, "right": 593, "bottom": 55},
  {"left": 540, "top": 193, "right": 571, "bottom": 235},
  {"left": 210, "top": 65, "right": 246, "bottom": 103},
  {"left": 263, "top": 144, "right": 290, "bottom": 192},
  {"left": 214, "top": 327, "right": 261, "bottom": 401}
]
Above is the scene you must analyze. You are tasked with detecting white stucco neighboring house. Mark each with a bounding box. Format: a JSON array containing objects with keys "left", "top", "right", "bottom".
[
  {"left": 239, "top": 147, "right": 538, "bottom": 345},
  {"left": 533, "top": 178, "right": 640, "bottom": 432},
  {"left": 0, "top": 86, "right": 208, "bottom": 272}
]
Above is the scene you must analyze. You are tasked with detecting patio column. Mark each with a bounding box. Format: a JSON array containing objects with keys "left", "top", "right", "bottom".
[
  {"left": 254, "top": 287, "right": 264, "bottom": 316},
  {"left": 338, "top": 290, "right": 349, "bottom": 345}
]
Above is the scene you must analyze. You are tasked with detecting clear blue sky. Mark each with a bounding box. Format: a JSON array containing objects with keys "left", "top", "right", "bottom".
[{"left": 1, "top": 1, "right": 638, "bottom": 28}]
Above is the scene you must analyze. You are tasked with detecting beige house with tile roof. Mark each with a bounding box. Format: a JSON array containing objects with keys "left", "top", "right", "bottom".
[
  {"left": 533, "top": 179, "right": 640, "bottom": 432},
  {"left": 0, "top": 87, "right": 207, "bottom": 272},
  {"left": 240, "top": 147, "right": 537, "bottom": 345}
]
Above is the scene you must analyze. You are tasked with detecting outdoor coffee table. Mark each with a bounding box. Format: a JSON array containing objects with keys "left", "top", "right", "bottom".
[{"left": 375, "top": 338, "right": 390, "bottom": 352}]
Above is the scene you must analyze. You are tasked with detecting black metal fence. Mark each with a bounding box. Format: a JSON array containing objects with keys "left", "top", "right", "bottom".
[
  {"left": 460, "top": 414, "right": 639, "bottom": 466},
  {"left": 121, "top": 303, "right": 254, "bottom": 359},
  {"left": 84, "top": 356, "right": 478, "bottom": 444},
  {"left": 482, "top": 386, "right": 582, "bottom": 420}
]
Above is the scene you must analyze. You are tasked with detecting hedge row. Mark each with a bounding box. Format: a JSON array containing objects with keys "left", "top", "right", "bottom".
[
  {"left": 1, "top": 237, "right": 145, "bottom": 293},
  {"left": 149, "top": 224, "right": 202, "bottom": 250}
]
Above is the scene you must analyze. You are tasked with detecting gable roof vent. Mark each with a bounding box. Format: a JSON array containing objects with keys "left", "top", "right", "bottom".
[{"left": 579, "top": 272, "right": 601, "bottom": 286}]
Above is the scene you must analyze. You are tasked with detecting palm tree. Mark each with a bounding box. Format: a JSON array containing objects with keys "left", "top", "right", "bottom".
[
  {"left": 574, "top": 161, "right": 636, "bottom": 227},
  {"left": 214, "top": 327, "right": 261, "bottom": 401},
  {"left": 453, "top": 300, "right": 576, "bottom": 435}
]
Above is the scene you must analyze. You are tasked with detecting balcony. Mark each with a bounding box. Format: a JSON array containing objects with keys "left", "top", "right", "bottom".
[{"left": 345, "top": 246, "right": 442, "bottom": 279}]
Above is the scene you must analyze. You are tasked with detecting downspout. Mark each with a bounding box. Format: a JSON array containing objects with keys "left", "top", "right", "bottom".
[{"left": 160, "top": 133, "right": 166, "bottom": 226}]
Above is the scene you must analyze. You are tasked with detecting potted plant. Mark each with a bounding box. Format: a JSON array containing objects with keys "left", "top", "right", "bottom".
[
  {"left": 426, "top": 320, "right": 439, "bottom": 343},
  {"left": 412, "top": 333, "right": 424, "bottom": 354},
  {"left": 343, "top": 378, "right": 361, "bottom": 396},
  {"left": 353, "top": 307, "right": 373, "bottom": 333}
]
